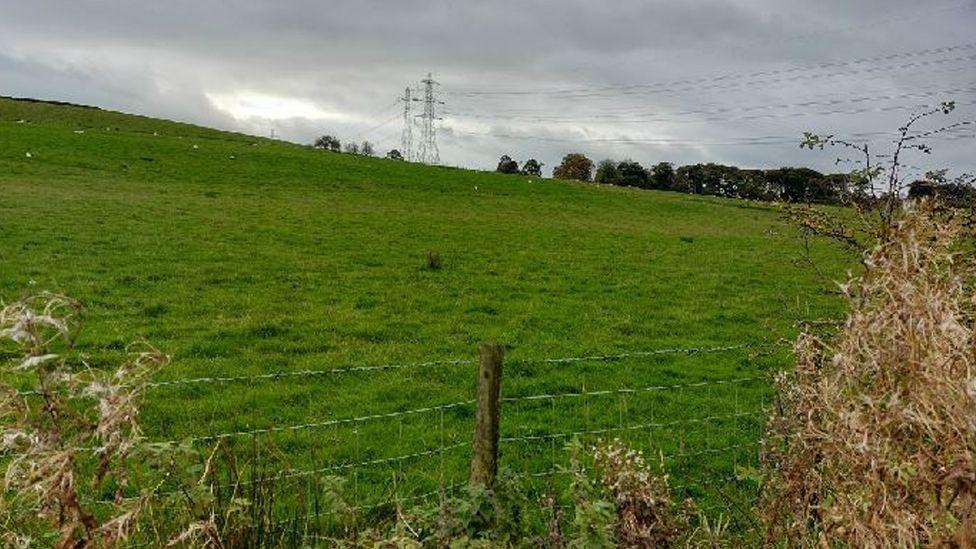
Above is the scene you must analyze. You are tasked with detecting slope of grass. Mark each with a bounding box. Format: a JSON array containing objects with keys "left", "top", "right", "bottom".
[{"left": 0, "top": 97, "right": 849, "bottom": 535}]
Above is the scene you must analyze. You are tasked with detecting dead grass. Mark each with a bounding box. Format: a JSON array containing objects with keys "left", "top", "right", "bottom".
[
  {"left": 0, "top": 294, "right": 168, "bottom": 548},
  {"left": 761, "top": 200, "right": 976, "bottom": 547}
]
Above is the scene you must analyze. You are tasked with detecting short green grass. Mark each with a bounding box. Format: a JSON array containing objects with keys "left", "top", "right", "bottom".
[{"left": 0, "top": 97, "right": 849, "bottom": 536}]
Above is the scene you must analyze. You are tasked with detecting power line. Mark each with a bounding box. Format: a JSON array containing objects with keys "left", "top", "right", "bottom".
[
  {"left": 442, "top": 88, "right": 976, "bottom": 124},
  {"left": 342, "top": 101, "right": 402, "bottom": 151},
  {"left": 446, "top": 42, "right": 976, "bottom": 98},
  {"left": 354, "top": 111, "right": 401, "bottom": 140},
  {"left": 465, "top": 54, "right": 976, "bottom": 103},
  {"left": 448, "top": 126, "right": 976, "bottom": 148},
  {"left": 446, "top": 80, "right": 976, "bottom": 116}
]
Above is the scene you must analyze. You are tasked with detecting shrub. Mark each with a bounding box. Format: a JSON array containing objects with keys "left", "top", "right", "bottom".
[
  {"left": 761, "top": 201, "right": 976, "bottom": 546},
  {"left": 591, "top": 439, "right": 690, "bottom": 548}
]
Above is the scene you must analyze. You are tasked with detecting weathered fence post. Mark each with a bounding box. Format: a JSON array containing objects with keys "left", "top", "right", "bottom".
[{"left": 469, "top": 342, "right": 504, "bottom": 488}]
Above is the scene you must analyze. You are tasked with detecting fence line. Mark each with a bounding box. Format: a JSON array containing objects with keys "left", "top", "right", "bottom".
[
  {"left": 250, "top": 442, "right": 470, "bottom": 484},
  {"left": 510, "top": 343, "right": 760, "bottom": 366},
  {"left": 145, "top": 342, "right": 764, "bottom": 390},
  {"left": 12, "top": 341, "right": 772, "bottom": 397},
  {"left": 52, "top": 340, "right": 777, "bottom": 537},
  {"left": 140, "top": 376, "right": 762, "bottom": 447},
  {"left": 500, "top": 411, "right": 762, "bottom": 443},
  {"left": 159, "top": 400, "right": 477, "bottom": 445},
  {"left": 143, "top": 358, "right": 477, "bottom": 390},
  {"left": 223, "top": 413, "right": 762, "bottom": 496},
  {"left": 502, "top": 377, "right": 763, "bottom": 403}
]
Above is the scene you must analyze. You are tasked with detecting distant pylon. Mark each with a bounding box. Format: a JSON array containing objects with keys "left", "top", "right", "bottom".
[
  {"left": 399, "top": 87, "right": 414, "bottom": 161},
  {"left": 414, "top": 73, "right": 443, "bottom": 165}
]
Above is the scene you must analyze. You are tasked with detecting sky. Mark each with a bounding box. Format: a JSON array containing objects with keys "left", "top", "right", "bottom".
[{"left": 2, "top": 0, "right": 975, "bottom": 177}]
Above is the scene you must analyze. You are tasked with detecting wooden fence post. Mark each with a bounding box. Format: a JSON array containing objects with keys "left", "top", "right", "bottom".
[{"left": 469, "top": 342, "right": 504, "bottom": 488}]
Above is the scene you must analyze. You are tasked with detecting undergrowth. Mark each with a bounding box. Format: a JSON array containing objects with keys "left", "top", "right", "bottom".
[{"left": 761, "top": 201, "right": 976, "bottom": 546}]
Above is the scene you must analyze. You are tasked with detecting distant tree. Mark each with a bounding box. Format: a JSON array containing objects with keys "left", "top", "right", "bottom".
[
  {"left": 594, "top": 159, "right": 620, "bottom": 185},
  {"left": 553, "top": 153, "right": 594, "bottom": 181},
  {"left": 908, "top": 176, "right": 976, "bottom": 208},
  {"left": 735, "top": 170, "right": 777, "bottom": 201},
  {"left": 313, "top": 135, "right": 341, "bottom": 152},
  {"left": 521, "top": 158, "right": 543, "bottom": 177},
  {"left": 496, "top": 155, "right": 520, "bottom": 174},
  {"left": 908, "top": 179, "right": 937, "bottom": 200},
  {"left": 702, "top": 163, "right": 738, "bottom": 196},
  {"left": 386, "top": 149, "right": 404, "bottom": 161},
  {"left": 674, "top": 164, "right": 701, "bottom": 193},
  {"left": 343, "top": 142, "right": 360, "bottom": 155},
  {"left": 938, "top": 182, "right": 976, "bottom": 208},
  {"left": 360, "top": 141, "right": 375, "bottom": 156},
  {"left": 650, "top": 162, "right": 675, "bottom": 191},
  {"left": 674, "top": 163, "right": 726, "bottom": 195},
  {"left": 617, "top": 160, "right": 649, "bottom": 188},
  {"left": 766, "top": 167, "right": 833, "bottom": 203}
]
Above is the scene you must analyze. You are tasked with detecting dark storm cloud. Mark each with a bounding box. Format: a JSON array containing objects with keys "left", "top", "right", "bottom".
[{"left": 2, "top": 0, "right": 975, "bottom": 174}]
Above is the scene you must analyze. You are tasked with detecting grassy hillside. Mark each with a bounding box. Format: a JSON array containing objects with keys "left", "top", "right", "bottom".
[{"left": 0, "top": 97, "right": 848, "bottom": 532}]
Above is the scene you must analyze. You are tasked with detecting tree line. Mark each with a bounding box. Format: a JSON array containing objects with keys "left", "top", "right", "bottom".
[
  {"left": 496, "top": 152, "right": 975, "bottom": 207},
  {"left": 496, "top": 155, "right": 543, "bottom": 177},
  {"left": 313, "top": 134, "right": 407, "bottom": 160},
  {"left": 310, "top": 131, "right": 973, "bottom": 207},
  {"left": 497, "top": 152, "right": 851, "bottom": 204}
]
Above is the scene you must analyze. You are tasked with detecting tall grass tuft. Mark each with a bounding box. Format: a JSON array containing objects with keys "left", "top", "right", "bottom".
[
  {"left": 761, "top": 200, "right": 976, "bottom": 546},
  {"left": 0, "top": 294, "right": 168, "bottom": 548},
  {"left": 424, "top": 251, "right": 443, "bottom": 271}
]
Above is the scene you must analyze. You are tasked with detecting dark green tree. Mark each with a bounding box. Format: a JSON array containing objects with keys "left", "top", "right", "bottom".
[
  {"left": 313, "top": 135, "right": 341, "bottom": 152},
  {"left": 496, "top": 155, "right": 520, "bottom": 174},
  {"left": 521, "top": 158, "right": 543, "bottom": 177},
  {"left": 650, "top": 162, "right": 675, "bottom": 191},
  {"left": 766, "top": 167, "right": 834, "bottom": 203},
  {"left": 617, "top": 160, "right": 650, "bottom": 188},
  {"left": 594, "top": 159, "right": 620, "bottom": 185}
]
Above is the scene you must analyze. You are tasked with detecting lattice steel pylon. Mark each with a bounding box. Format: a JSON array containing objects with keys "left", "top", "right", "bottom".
[
  {"left": 399, "top": 87, "right": 414, "bottom": 161},
  {"left": 414, "top": 73, "right": 443, "bottom": 165}
]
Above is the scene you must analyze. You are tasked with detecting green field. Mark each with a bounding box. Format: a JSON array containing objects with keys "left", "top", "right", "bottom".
[{"left": 0, "top": 97, "right": 848, "bottom": 535}]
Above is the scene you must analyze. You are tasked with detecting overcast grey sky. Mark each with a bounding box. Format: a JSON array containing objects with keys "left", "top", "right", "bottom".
[{"left": 2, "top": 0, "right": 975, "bottom": 176}]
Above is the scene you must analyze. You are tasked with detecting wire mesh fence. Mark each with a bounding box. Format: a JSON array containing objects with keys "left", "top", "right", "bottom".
[{"left": 36, "top": 341, "right": 784, "bottom": 537}]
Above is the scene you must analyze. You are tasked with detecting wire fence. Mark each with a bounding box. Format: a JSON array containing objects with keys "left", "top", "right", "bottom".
[{"left": 36, "top": 341, "right": 783, "bottom": 537}]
